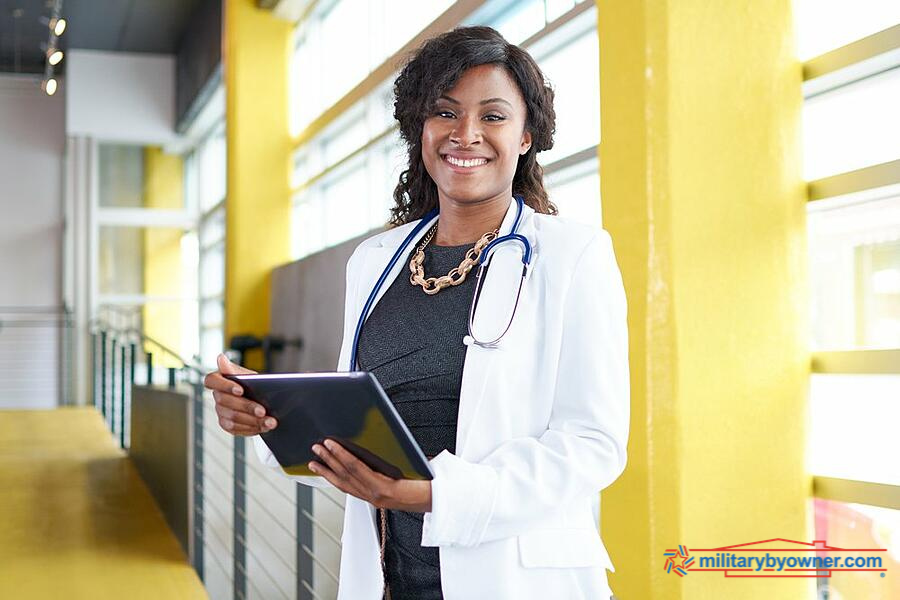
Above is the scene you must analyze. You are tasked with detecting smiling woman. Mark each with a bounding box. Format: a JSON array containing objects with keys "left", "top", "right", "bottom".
[{"left": 206, "top": 24, "right": 628, "bottom": 600}]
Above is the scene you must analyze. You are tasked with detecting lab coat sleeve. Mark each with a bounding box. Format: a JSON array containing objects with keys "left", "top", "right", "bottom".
[
  {"left": 251, "top": 245, "right": 364, "bottom": 489},
  {"left": 421, "top": 230, "right": 630, "bottom": 547}
]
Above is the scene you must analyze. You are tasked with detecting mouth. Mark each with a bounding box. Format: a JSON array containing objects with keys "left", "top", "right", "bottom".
[{"left": 441, "top": 153, "right": 491, "bottom": 172}]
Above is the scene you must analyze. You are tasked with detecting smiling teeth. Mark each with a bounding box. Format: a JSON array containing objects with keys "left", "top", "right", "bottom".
[{"left": 446, "top": 156, "right": 488, "bottom": 168}]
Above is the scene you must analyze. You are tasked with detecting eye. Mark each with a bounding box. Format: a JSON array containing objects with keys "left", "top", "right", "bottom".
[
  {"left": 435, "top": 109, "right": 456, "bottom": 119},
  {"left": 483, "top": 113, "right": 506, "bottom": 122}
]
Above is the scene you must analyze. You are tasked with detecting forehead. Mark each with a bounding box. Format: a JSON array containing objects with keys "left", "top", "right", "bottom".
[{"left": 442, "top": 64, "right": 525, "bottom": 107}]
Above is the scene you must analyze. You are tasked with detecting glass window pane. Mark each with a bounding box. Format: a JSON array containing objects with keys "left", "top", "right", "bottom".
[
  {"left": 99, "top": 226, "right": 145, "bottom": 295},
  {"left": 200, "top": 327, "right": 225, "bottom": 369},
  {"left": 322, "top": 111, "right": 369, "bottom": 169},
  {"left": 200, "top": 208, "right": 226, "bottom": 249},
  {"left": 808, "top": 193, "right": 900, "bottom": 350},
  {"left": 813, "top": 498, "right": 900, "bottom": 600},
  {"left": 492, "top": 0, "right": 546, "bottom": 45},
  {"left": 546, "top": 0, "right": 575, "bottom": 22},
  {"left": 794, "top": 0, "right": 900, "bottom": 60},
  {"left": 545, "top": 157, "right": 601, "bottom": 227},
  {"left": 199, "top": 130, "right": 226, "bottom": 211},
  {"left": 535, "top": 24, "right": 599, "bottom": 164},
  {"left": 809, "top": 374, "right": 900, "bottom": 486},
  {"left": 374, "top": 0, "right": 453, "bottom": 65},
  {"left": 98, "top": 144, "right": 144, "bottom": 208},
  {"left": 200, "top": 298, "right": 224, "bottom": 328},
  {"left": 322, "top": 160, "right": 370, "bottom": 247},
  {"left": 320, "top": 0, "right": 371, "bottom": 111},
  {"left": 803, "top": 68, "right": 900, "bottom": 180},
  {"left": 200, "top": 244, "right": 225, "bottom": 298}
]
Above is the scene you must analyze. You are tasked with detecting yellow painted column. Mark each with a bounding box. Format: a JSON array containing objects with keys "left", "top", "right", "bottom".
[
  {"left": 142, "top": 147, "right": 185, "bottom": 367},
  {"left": 224, "top": 0, "right": 292, "bottom": 370},
  {"left": 597, "top": 1, "right": 809, "bottom": 598}
]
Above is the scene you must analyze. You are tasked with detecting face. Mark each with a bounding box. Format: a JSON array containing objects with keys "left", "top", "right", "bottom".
[{"left": 421, "top": 64, "right": 532, "bottom": 206}]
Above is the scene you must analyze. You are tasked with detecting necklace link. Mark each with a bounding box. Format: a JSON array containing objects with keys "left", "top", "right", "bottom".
[{"left": 409, "top": 223, "right": 498, "bottom": 294}]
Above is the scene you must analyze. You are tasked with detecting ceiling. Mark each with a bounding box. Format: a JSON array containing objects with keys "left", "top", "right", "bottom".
[{"left": 0, "top": 0, "right": 203, "bottom": 75}]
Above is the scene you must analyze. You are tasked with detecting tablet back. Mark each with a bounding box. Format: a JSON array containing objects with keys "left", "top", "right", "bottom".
[{"left": 225, "top": 372, "right": 433, "bottom": 480}]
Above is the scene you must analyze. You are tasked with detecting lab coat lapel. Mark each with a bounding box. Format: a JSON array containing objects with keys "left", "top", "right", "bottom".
[{"left": 456, "top": 200, "right": 536, "bottom": 456}]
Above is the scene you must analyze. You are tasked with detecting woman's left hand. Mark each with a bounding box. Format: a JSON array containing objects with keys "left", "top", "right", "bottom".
[{"left": 309, "top": 439, "right": 432, "bottom": 513}]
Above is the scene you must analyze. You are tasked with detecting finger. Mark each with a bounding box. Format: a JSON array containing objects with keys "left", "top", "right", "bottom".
[
  {"left": 311, "top": 443, "right": 354, "bottom": 482},
  {"left": 212, "top": 390, "right": 268, "bottom": 419},
  {"left": 204, "top": 370, "right": 241, "bottom": 395},
  {"left": 308, "top": 461, "right": 351, "bottom": 492},
  {"left": 217, "top": 353, "right": 257, "bottom": 376},
  {"left": 325, "top": 439, "right": 392, "bottom": 485},
  {"left": 218, "top": 416, "right": 262, "bottom": 436},
  {"left": 215, "top": 403, "right": 274, "bottom": 430}
]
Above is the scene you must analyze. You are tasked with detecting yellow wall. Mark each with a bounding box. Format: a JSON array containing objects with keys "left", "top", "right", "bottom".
[
  {"left": 597, "top": 1, "right": 810, "bottom": 598},
  {"left": 223, "top": 0, "right": 292, "bottom": 371},
  {"left": 142, "top": 147, "right": 185, "bottom": 368}
]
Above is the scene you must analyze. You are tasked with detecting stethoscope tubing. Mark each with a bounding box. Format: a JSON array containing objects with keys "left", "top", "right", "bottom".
[{"left": 350, "top": 196, "right": 530, "bottom": 370}]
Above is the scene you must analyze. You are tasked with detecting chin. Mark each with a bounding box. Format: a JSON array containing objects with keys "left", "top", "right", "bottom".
[{"left": 439, "top": 184, "right": 507, "bottom": 205}]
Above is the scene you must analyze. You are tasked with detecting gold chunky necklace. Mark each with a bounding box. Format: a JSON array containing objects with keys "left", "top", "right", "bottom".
[{"left": 409, "top": 222, "right": 499, "bottom": 295}]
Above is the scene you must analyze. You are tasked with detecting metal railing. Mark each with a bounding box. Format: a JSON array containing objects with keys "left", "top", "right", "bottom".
[{"left": 89, "top": 314, "right": 344, "bottom": 600}]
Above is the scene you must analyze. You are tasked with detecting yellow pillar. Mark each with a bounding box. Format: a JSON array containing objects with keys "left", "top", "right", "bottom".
[
  {"left": 223, "top": 0, "right": 292, "bottom": 370},
  {"left": 597, "top": 1, "right": 810, "bottom": 598},
  {"left": 143, "top": 146, "right": 185, "bottom": 367}
]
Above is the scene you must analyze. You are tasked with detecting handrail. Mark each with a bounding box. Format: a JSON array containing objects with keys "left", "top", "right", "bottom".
[
  {"left": 90, "top": 318, "right": 213, "bottom": 377},
  {"left": 0, "top": 305, "right": 70, "bottom": 314}
]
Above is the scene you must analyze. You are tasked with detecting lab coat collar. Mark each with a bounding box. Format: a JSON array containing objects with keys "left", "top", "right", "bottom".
[{"left": 372, "top": 197, "right": 536, "bottom": 250}]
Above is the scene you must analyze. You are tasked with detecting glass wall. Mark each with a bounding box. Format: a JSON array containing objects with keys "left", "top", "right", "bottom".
[
  {"left": 795, "top": 2, "right": 900, "bottom": 598},
  {"left": 289, "top": 0, "right": 599, "bottom": 260}
]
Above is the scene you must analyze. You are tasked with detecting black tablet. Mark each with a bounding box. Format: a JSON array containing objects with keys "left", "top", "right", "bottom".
[{"left": 224, "top": 371, "right": 433, "bottom": 480}]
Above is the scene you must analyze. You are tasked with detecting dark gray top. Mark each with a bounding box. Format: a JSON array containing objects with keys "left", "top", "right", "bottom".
[{"left": 357, "top": 242, "right": 476, "bottom": 600}]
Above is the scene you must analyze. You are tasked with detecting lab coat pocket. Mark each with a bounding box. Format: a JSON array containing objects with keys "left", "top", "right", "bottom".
[{"left": 517, "top": 528, "right": 615, "bottom": 571}]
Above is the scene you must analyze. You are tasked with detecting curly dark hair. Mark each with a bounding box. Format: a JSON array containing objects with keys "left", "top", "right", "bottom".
[{"left": 390, "top": 26, "right": 557, "bottom": 226}]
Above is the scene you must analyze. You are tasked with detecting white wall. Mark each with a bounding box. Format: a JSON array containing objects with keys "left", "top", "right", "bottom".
[
  {"left": 0, "top": 75, "right": 66, "bottom": 408},
  {"left": 66, "top": 50, "right": 177, "bottom": 144}
]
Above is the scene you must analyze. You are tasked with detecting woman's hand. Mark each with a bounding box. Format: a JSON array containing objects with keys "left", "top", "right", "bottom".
[
  {"left": 203, "top": 353, "right": 278, "bottom": 436},
  {"left": 309, "top": 439, "right": 432, "bottom": 512}
]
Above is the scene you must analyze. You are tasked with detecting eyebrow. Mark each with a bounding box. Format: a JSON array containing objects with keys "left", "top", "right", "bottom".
[{"left": 439, "top": 94, "right": 514, "bottom": 108}]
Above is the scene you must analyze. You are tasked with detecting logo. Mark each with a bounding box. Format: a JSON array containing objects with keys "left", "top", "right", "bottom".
[
  {"left": 663, "top": 538, "right": 888, "bottom": 579},
  {"left": 663, "top": 545, "right": 695, "bottom": 576}
]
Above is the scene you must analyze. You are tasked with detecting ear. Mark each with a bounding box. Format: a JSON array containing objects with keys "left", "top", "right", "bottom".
[{"left": 520, "top": 129, "right": 532, "bottom": 155}]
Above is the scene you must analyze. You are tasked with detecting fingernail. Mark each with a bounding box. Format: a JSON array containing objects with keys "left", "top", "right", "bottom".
[
  {"left": 311, "top": 445, "right": 321, "bottom": 455},
  {"left": 309, "top": 462, "right": 318, "bottom": 473},
  {"left": 254, "top": 406, "right": 265, "bottom": 417},
  {"left": 232, "top": 387, "right": 242, "bottom": 395},
  {"left": 265, "top": 418, "right": 276, "bottom": 429},
  {"left": 324, "top": 440, "right": 334, "bottom": 451}
]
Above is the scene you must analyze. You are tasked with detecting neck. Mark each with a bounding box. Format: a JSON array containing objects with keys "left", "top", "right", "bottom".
[{"left": 434, "top": 190, "right": 511, "bottom": 246}]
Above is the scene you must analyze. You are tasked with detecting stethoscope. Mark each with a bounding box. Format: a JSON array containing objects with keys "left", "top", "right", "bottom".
[{"left": 350, "top": 195, "right": 533, "bottom": 370}]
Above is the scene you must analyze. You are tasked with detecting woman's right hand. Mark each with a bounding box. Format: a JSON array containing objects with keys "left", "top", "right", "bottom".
[{"left": 204, "top": 353, "right": 278, "bottom": 436}]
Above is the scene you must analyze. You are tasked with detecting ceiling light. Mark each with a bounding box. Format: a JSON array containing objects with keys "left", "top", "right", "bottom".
[
  {"left": 43, "top": 78, "right": 58, "bottom": 96},
  {"left": 48, "top": 49, "right": 64, "bottom": 66}
]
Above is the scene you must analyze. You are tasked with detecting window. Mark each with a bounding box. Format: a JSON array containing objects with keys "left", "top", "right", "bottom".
[
  {"left": 796, "top": 4, "right": 900, "bottom": 598},
  {"left": 186, "top": 124, "right": 227, "bottom": 368},
  {"left": 289, "top": 0, "right": 602, "bottom": 260}
]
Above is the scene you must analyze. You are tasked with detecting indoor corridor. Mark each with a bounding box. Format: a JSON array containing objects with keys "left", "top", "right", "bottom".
[{"left": 0, "top": 407, "right": 207, "bottom": 599}]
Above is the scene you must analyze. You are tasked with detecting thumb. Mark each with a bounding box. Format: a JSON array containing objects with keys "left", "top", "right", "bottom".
[{"left": 217, "top": 353, "right": 256, "bottom": 375}]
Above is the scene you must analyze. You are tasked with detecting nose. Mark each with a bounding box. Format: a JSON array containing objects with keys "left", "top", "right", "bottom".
[{"left": 449, "top": 114, "right": 482, "bottom": 147}]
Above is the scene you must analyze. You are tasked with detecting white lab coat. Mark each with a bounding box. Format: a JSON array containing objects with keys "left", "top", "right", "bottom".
[{"left": 254, "top": 199, "right": 630, "bottom": 600}]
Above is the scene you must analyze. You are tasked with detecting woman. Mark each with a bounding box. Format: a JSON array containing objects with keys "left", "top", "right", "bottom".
[{"left": 205, "top": 26, "right": 629, "bottom": 600}]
